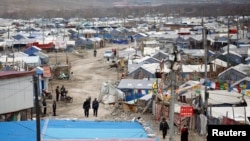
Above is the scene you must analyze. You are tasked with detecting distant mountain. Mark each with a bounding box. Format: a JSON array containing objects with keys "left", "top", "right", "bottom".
[
  {"left": 0, "top": 0, "right": 116, "bottom": 13},
  {"left": 1, "top": 0, "right": 249, "bottom": 18}
]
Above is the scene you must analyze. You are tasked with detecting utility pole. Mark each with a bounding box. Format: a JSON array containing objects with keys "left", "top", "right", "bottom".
[
  {"left": 7, "top": 26, "right": 10, "bottom": 39},
  {"left": 34, "top": 75, "right": 41, "bottom": 141},
  {"left": 169, "top": 44, "right": 180, "bottom": 141},
  {"left": 236, "top": 15, "right": 239, "bottom": 48},
  {"left": 169, "top": 70, "right": 175, "bottom": 141},
  {"left": 227, "top": 16, "right": 230, "bottom": 68},
  {"left": 203, "top": 19, "right": 208, "bottom": 113},
  {"left": 42, "top": 17, "right": 45, "bottom": 44},
  {"left": 242, "top": 15, "right": 245, "bottom": 38}
]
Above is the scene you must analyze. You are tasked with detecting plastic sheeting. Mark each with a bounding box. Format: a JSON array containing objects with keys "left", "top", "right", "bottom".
[
  {"left": 196, "top": 114, "right": 207, "bottom": 136},
  {"left": 99, "top": 82, "right": 125, "bottom": 104}
]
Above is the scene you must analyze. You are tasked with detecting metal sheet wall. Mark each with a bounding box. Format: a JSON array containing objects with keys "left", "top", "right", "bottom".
[{"left": 0, "top": 75, "right": 34, "bottom": 114}]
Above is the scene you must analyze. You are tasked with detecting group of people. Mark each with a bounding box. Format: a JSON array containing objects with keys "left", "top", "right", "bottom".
[
  {"left": 43, "top": 86, "right": 99, "bottom": 118},
  {"left": 56, "top": 85, "right": 68, "bottom": 102},
  {"left": 159, "top": 117, "right": 189, "bottom": 141},
  {"left": 42, "top": 99, "right": 57, "bottom": 116},
  {"left": 41, "top": 85, "right": 68, "bottom": 117},
  {"left": 83, "top": 97, "right": 99, "bottom": 117}
]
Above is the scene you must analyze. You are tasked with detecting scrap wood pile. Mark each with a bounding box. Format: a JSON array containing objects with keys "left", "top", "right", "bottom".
[{"left": 51, "top": 65, "right": 71, "bottom": 79}]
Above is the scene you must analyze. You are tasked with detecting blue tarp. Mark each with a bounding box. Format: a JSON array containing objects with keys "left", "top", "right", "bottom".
[
  {"left": 123, "top": 89, "right": 149, "bottom": 101},
  {"left": 23, "top": 46, "right": 40, "bottom": 56},
  {"left": 112, "top": 39, "right": 129, "bottom": 44},
  {"left": 0, "top": 120, "right": 152, "bottom": 141},
  {"left": 75, "top": 38, "right": 93, "bottom": 47},
  {"left": 12, "top": 34, "right": 25, "bottom": 40},
  {"left": 101, "top": 34, "right": 112, "bottom": 39}
]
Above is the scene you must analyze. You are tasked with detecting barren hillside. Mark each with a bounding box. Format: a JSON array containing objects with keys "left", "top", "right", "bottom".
[{"left": 0, "top": 0, "right": 115, "bottom": 13}]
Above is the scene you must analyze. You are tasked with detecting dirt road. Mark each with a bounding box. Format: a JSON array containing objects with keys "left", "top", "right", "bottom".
[{"left": 45, "top": 43, "right": 127, "bottom": 119}]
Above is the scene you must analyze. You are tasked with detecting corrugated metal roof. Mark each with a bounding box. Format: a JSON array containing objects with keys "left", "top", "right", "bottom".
[
  {"left": 0, "top": 120, "right": 154, "bottom": 141},
  {"left": 0, "top": 71, "right": 35, "bottom": 79}
]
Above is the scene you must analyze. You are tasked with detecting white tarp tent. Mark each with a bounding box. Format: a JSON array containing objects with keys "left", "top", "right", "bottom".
[
  {"left": 207, "top": 90, "right": 245, "bottom": 106},
  {"left": 208, "top": 106, "right": 250, "bottom": 124},
  {"left": 99, "top": 82, "right": 125, "bottom": 104}
]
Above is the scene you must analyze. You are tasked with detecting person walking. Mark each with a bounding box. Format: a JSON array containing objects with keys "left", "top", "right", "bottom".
[
  {"left": 159, "top": 117, "right": 169, "bottom": 139},
  {"left": 93, "top": 49, "right": 97, "bottom": 57},
  {"left": 181, "top": 125, "right": 189, "bottom": 141},
  {"left": 56, "top": 86, "right": 60, "bottom": 102},
  {"left": 92, "top": 98, "right": 99, "bottom": 117},
  {"left": 114, "top": 48, "right": 116, "bottom": 57},
  {"left": 52, "top": 100, "right": 57, "bottom": 116},
  {"left": 83, "top": 99, "right": 90, "bottom": 117},
  {"left": 42, "top": 99, "right": 47, "bottom": 115}
]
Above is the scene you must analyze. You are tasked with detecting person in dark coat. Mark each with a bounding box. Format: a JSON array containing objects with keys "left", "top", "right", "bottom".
[
  {"left": 56, "top": 86, "right": 60, "bottom": 102},
  {"left": 52, "top": 100, "right": 57, "bottom": 116},
  {"left": 60, "top": 85, "right": 66, "bottom": 100},
  {"left": 42, "top": 99, "right": 47, "bottom": 115},
  {"left": 114, "top": 48, "right": 116, "bottom": 57},
  {"left": 93, "top": 49, "right": 97, "bottom": 57},
  {"left": 88, "top": 96, "right": 91, "bottom": 107},
  {"left": 181, "top": 125, "right": 189, "bottom": 141},
  {"left": 83, "top": 99, "right": 90, "bottom": 117},
  {"left": 92, "top": 98, "right": 99, "bottom": 117},
  {"left": 159, "top": 117, "right": 169, "bottom": 139}
]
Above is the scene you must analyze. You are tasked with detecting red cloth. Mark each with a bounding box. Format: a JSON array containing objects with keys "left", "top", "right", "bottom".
[
  {"left": 236, "top": 84, "right": 241, "bottom": 93},
  {"left": 181, "top": 127, "right": 187, "bottom": 133},
  {"left": 215, "top": 82, "right": 220, "bottom": 90}
]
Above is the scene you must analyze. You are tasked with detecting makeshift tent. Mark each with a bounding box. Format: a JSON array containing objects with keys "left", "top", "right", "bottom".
[
  {"left": 207, "top": 106, "right": 250, "bottom": 124},
  {"left": 99, "top": 82, "right": 125, "bottom": 104}
]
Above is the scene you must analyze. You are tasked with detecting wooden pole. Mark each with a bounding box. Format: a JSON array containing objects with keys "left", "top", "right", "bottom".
[
  {"left": 232, "top": 105, "right": 235, "bottom": 120},
  {"left": 244, "top": 106, "right": 247, "bottom": 124}
]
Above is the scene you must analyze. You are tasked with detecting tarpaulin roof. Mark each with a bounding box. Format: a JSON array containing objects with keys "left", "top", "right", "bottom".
[{"left": 0, "top": 119, "right": 156, "bottom": 141}]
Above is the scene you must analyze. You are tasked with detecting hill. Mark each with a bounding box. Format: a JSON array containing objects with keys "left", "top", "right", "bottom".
[{"left": 0, "top": 0, "right": 114, "bottom": 13}]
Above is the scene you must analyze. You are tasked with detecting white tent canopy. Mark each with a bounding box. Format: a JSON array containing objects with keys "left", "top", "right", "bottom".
[
  {"left": 207, "top": 90, "right": 246, "bottom": 106},
  {"left": 99, "top": 82, "right": 125, "bottom": 104},
  {"left": 208, "top": 106, "right": 250, "bottom": 124}
]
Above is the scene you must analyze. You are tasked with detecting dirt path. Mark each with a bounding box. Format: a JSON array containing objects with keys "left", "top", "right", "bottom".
[{"left": 45, "top": 43, "right": 128, "bottom": 119}]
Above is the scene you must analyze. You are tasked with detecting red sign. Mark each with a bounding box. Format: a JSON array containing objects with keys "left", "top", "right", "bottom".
[{"left": 180, "top": 106, "right": 193, "bottom": 117}]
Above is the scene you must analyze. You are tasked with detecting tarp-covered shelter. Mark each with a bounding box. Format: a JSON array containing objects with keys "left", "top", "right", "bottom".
[
  {"left": 117, "top": 79, "right": 155, "bottom": 101},
  {"left": 207, "top": 106, "right": 250, "bottom": 125},
  {"left": 207, "top": 90, "right": 248, "bottom": 106},
  {"left": 128, "top": 63, "right": 170, "bottom": 79},
  {"left": 33, "top": 51, "right": 49, "bottom": 64},
  {"left": 75, "top": 37, "right": 94, "bottom": 49},
  {"left": 23, "top": 46, "right": 41, "bottom": 56},
  {"left": 218, "top": 64, "right": 248, "bottom": 82},
  {"left": 99, "top": 81, "right": 125, "bottom": 104}
]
